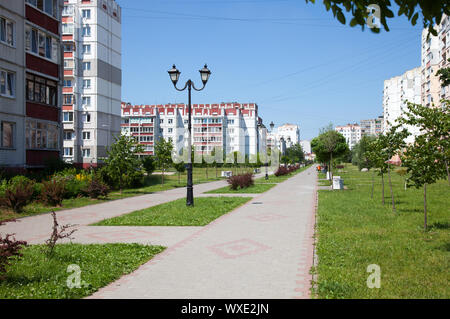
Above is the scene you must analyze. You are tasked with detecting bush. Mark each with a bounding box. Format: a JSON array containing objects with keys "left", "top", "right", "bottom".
[
  {"left": 40, "top": 178, "right": 66, "bottom": 207},
  {"left": 64, "top": 178, "right": 89, "bottom": 199},
  {"left": 0, "top": 177, "right": 35, "bottom": 213},
  {"left": 274, "top": 166, "right": 289, "bottom": 176},
  {"left": 0, "top": 231, "right": 27, "bottom": 279},
  {"left": 142, "top": 156, "right": 156, "bottom": 175},
  {"left": 83, "top": 177, "right": 110, "bottom": 199},
  {"left": 227, "top": 173, "right": 254, "bottom": 190}
]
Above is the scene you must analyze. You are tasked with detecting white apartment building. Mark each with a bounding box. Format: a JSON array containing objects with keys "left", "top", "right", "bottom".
[
  {"left": 360, "top": 116, "right": 383, "bottom": 136},
  {"left": 274, "top": 123, "right": 300, "bottom": 148},
  {"left": 121, "top": 102, "right": 266, "bottom": 160},
  {"left": 300, "top": 140, "right": 311, "bottom": 154},
  {"left": 382, "top": 67, "right": 421, "bottom": 143},
  {"left": 61, "top": 0, "right": 121, "bottom": 168},
  {"left": 335, "top": 124, "right": 361, "bottom": 150}
]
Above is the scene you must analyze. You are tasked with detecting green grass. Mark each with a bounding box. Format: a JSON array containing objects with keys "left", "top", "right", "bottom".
[
  {"left": 0, "top": 167, "right": 249, "bottom": 222},
  {"left": 92, "top": 196, "right": 252, "bottom": 226},
  {"left": 205, "top": 183, "right": 277, "bottom": 194},
  {"left": 255, "top": 164, "right": 311, "bottom": 184},
  {"left": 0, "top": 243, "right": 165, "bottom": 299},
  {"left": 315, "top": 164, "right": 450, "bottom": 299}
]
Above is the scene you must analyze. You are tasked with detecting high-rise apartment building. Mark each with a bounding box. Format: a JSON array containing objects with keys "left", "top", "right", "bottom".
[
  {"left": 1, "top": 0, "right": 64, "bottom": 168},
  {"left": 382, "top": 67, "right": 421, "bottom": 143},
  {"left": 61, "top": 0, "right": 121, "bottom": 167},
  {"left": 335, "top": 124, "right": 361, "bottom": 150},
  {"left": 274, "top": 123, "right": 300, "bottom": 148},
  {"left": 360, "top": 116, "right": 383, "bottom": 137},
  {"left": 121, "top": 102, "right": 266, "bottom": 158}
]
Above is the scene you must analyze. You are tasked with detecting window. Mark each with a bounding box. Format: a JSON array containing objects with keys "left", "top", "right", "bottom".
[
  {"left": 63, "top": 79, "right": 72, "bottom": 87},
  {"left": 82, "top": 62, "right": 91, "bottom": 71},
  {"left": 63, "top": 42, "right": 73, "bottom": 52},
  {"left": 168, "top": 128, "right": 173, "bottom": 133},
  {"left": 63, "top": 94, "right": 73, "bottom": 105},
  {"left": 25, "top": 25, "right": 59, "bottom": 62},
  {"left": 82, "top": 113, "right": 91, "bottom": 123},
  {"left": 64, "top": 59, "right": 74, "bottom": 68},
  {"left": 82, "top": 148, "right": 91, "bottom": 158},
  {"left": 1, "top": 122, "right": 14, "bottom": 148},
  {"left": 82, "top": 9, "right": 91, "bottom": 19},
  {"left": 0, "top": 17, "right": 14, "bottom": 46},
  {"left": 64, "top": 147, "right": 73, "bottom": 156},
  {"left": 62, "top": 5, "right": 74, "bottom": 16},
  {"left": 160, "top": 119, "right": 164, "bottom": 124},
  {"left": 63, "top": 131, "right": 73, "bottom": 140},
  {"left": 62, "top": 23, "right": 74, "bottom": 34},
  {"left": 168, "top": 119, "right": 173, "bottom": 124},
  {"left": 0, "top": 70, "right": 15, "bottom": 98},
  {"left": 83, "top": 79, "right": 91, "bottom": 89},
  {"left": 26, "top": 0, "right": 58, "bottom": 19},
  {"left": 82, "top": 96, "right": 91, "bottom": 106},
  {"left": 82, "top": 44, "right": 91, "bottom": 54},
  {"left": 82, "top": 25, "right": 91, "bottom": 37},
  {"left": 25, "top": 120, "right": 58, "bottom": 149},
  {"left": 83, "top": 131, "right": 91, "bottom": 140},
  {"left": 63, "top": 112, "right": 73, "bottom": 122}
]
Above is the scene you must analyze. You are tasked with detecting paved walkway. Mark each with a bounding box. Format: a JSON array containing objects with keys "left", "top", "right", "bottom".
[
  {"left": 88, "top": 165, "right": 318, "bottom": 299},
  {"left": 0, "top": 172, "right": 266, "bottom": 246}
]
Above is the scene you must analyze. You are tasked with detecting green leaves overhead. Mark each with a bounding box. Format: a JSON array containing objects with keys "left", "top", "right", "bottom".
[{"left": 304, "top": 0, "right": 449, "bottom": 36}]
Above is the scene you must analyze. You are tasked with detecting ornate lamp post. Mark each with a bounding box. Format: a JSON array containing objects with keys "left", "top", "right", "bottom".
[{"left": 168, "top": 64, "right": 211, "bottom": 206}]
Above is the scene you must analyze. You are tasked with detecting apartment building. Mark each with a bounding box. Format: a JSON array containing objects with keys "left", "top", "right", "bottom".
[
  {"left": 274, "top": 123, "right": 300, "bottom": 148},
  {"left": 1, "top": 0, "right": 63, "bottom": 168},
  {"left": 421, "top": 28, "right": 442, "bottom": 108},
  {"left": 335, "top": 124, "right": 361, "bottom": 150},
  {"left": 61, "top": 0, "right": 121, "bottom": 168},
  {"left": 439, "top": 15, "right": 450, "bottom": 102},
  {"left": 382, "top": 67, "right": 421, "bottom": 143},
  {"left": 120, "top": 102, "right": 265, "bottom": 158},
  {"left": 360, "top": 116, "right": 383, "bottom": 136}
]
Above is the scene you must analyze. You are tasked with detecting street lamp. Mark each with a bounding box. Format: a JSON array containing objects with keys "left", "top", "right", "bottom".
[{"left": 168, "top": 64, "right": 211, "bottom": 206}]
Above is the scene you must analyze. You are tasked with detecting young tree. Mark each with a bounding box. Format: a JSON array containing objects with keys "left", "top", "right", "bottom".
[
  {"left": 173, "top": 162, "right": 186, "bottom": 184},
  {"left": 142, "top": 156, "right": 156, "bottom": 176},
  {"left": 366, "top": 137, "right": 385, "bottom": 201},
  {"left": 311, "top": 128, "right": 348, "bottom": 180},
  {"left": 154, "top": 138, "right": 174, "bottom": 185},
  {"left": 352, "top": 135, "right": 376, "bottom": 170},
  {"left": 103, "top": 135, "right": 144, "bottom": 193},
  {"left": 398, "top": 101, "right": 450, "bottom": 185},
  {"left": 402, "top": 134, "right": 445, "bottom": 231},
  {"left": 285, "top": 143, "right": 305, "bottom": 164}
]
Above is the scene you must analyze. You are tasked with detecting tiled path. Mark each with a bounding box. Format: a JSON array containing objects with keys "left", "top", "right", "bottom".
[
  {"left": 89, "top": 165, "right": 318, "bottom": 299},
  {"left": 0, "top": 167, "right": 317, "bottom": 298}
]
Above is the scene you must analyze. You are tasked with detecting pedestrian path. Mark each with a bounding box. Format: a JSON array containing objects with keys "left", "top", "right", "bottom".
[
  {"left": 0, "top": 172, "right": 266, "bottom": 246},
  {"left": 89, "top": 165, "right": 317, "bottom": 299}
]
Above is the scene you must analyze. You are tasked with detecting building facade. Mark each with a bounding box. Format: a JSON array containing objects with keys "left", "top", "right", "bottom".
[
  {"left": 360, "top": 116, "right": 383, "bottom": 136},
  {"left": 1, "top": 0, "right": 64, "bottom": 168},
  {"left": 335, "top": 123, "right": 361, "bottom": 150},
  {"left": 121, "top": 102, "right": 266, "bottom": 159},
  {"left": 382, "top": 67, "right": 421, "bottom": 143},
  {"left": 61, "top": 0, "right": 121, "bottom": 167}
]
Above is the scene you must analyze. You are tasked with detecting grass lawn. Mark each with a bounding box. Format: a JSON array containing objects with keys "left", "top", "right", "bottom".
[
  {"left": 0, "top": 167, "right": 244, "bottom": 222},
  {"left": 0, "top": 243, "right": 164, "bottom": 299},
  {"left": 92, "top": 196, "right": 252, "bottom": 226},
  {"left": 314, "top": 164, "right": 450, "bottom": 299},
  {"left": 255, "top": 164, "right": 312, "bottom": 184},
  {"left": 205, "top": 183, "right": 277, "bottom": 194}
]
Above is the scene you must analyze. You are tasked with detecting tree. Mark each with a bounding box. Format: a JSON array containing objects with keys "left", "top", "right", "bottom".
[
  {"left": 351, "top": 135, "right": 376, "bottom": 170},
  {"left": 285, "top": 143, "right": 305, "bottom": 164},
  {"left": 436, "top": 58, "right": 450, "bottom": 87},
  {"left": 311, "top": 128, "right": 349, "bottom": 179},
  {"left": 380, "top": 126, "right": 409, "bottom": 212},
  {"left": 154, "top": 138, "right": 174, "bottom": 185},
  {"left": 402, "top": 134, "right": 444, "bottom": 231},
  {"left": 142, "top": 156, "right": 156, "bottom": 175},
  {"left": 398, "top": 101, "right": 450, "bottom": 185},
  {"left": 173, "top": 162, "right": 186, "bottom": 184},
  {"left": 103, "top": 135, "right": 144, "bottom": 193},
  {"left": 305, "top": 0, "right": 449, "bottom": 36},
  {"left": 366, "top": 137, "right": 385, "bottom": 201}
]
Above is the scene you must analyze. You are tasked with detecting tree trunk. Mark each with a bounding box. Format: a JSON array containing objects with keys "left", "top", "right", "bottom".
[
  {"left": 371, "top": 170, "right": 375, "bottom": 199},
  {"left": 206, "top": 166, "right": 208, "bottom": 180},
  {"left": 161, "top": 169, "right": 164, "bottom": 185},
  {"left": 178, "top": 172, "right": 180, "bottom": 184},
  {"left": 329, "top": 152, "right": 333, "bottom": 180},
  {"left": 381, "top": 173, "right": 385, "bottom": 205},
  {"left": 215, "top": 166, "right": 218, "bottom": 178},
  {"left": 446, "top": 161, "right": 450, "bottom": 186},
  {"left": 424, "top": 183, "right": 427, "bottom": 231},
  {"left": 388, "top": 166, "right": 395, "bottom": 212}
]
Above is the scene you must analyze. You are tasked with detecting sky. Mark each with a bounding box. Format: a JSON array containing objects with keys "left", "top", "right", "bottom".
[{"left": 118, "top": 0, "right": 424, "bottom": 140}]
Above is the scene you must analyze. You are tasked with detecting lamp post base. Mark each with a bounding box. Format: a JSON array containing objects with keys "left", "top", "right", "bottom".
[{"left": 186, "top": 164, "right": 194, "bottom": 206}]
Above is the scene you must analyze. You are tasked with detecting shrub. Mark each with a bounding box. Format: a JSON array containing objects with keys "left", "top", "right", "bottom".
[
  {"left": 0, "top": 230, "right": 27, "bottom": 279},
  {"left": 227, "top": 173, "right": 254, "bottom": 190},
  {"left": 142, "top": 156, "right": 156, "bottom": 175},
  {"left": 64, "top": 178, "right": 89, "bottom": 199},
  {"left": 0, "top": 180, "right": 7, "bottom": 198},
  {"left": 83, "top": 177, "right": 110, "bottom": 199},
  {"left": 0, "top": 177, "right": 35, "bottom": 213},
  {"left": 274, "top": 166, "right": 289, "bottom": 176},
  {"left": 40, "top": 178, "right": 66, "bottom": 207},
  {"left": 43, "top": 211, "right": 77, "bottom": 258}
]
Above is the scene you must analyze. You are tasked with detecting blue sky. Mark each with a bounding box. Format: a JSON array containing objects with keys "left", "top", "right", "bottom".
[{"left": 118, "top": 0, "right": 423, "bottom": 140}]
